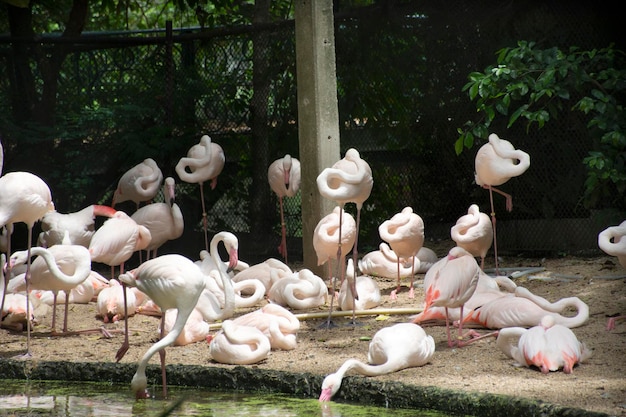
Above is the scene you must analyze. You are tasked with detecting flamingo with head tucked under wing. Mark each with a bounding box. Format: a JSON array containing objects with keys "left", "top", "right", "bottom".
[
  {"left": 268, "top": 154, "right": 301, "bottom": 264},
  {"left": 474, "top": 133, "right": 530, "bottom": 275},
  {"left": 112, "top": 158, "right": 163, "bottom": 211},
  {"left": 319, "top": 322, "right": 435, "bottom": 402},
  {"left": 451, "top": 204, "right": 493, "bottom": 270},
  {"left": 175, "top": 135, "right": 225, "bottom": 252},
  {"left": 378, "top": 206, "right": 424, "bottom": 300}
]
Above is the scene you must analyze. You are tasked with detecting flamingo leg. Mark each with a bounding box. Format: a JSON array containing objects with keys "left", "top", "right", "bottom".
[
  {"left": 350, "top": 207, "right": 361, "bottom": 303},
  {"left": 390, "top": 259, "right": 401, "bottom": 301},
  {"left": 116, "top": 265, "right": 130, "bottom": 363},
  {"left": 408, "top": 257, "right": 415, "bottom": 299},
  {"left": 444, "top": 307, "right": 454, "bottom": 348},
  {"left": 159, "top": 314, "right": 168, "bottom": 399},
  {"left": 487, "top": 186, "right": 500, "bottom": 276},
  {"left": 50, "top": 293, "right": 59, "bottom": 333},
  {"left": 199, "top": 182, "right": 209, "bottom": 253},
  {"left": 0, "top": 225, "right": 12, "bottom": 325},
  {"left": 22, "top": 226, "right": 35, "bottom": 358},
  {"left": 278, "top": 196, "right": 288, "bottom": 264}
]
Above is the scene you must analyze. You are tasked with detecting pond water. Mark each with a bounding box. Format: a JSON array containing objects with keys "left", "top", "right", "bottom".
[{"left": 0, "top": 379, "right": 460, "bottom": 417}]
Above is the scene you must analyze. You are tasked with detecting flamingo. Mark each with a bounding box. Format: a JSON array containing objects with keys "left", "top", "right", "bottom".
[
  {"left": 415, "top": 246, "right": 439, "bottom": 273},
  {"left": 162, "top": 308, "right": 210, "bottom": 346},
  {"left": 0, "top": 171, "right": 54, "bottom": 356},
  {"left": 88, "top": 210, "right": 152, "bottom": 361},
  {"left": 96, "top": 278, "right": 139, "bottom": 323},
  {"left": 112, "top": 158, "right": 163, "bottom": 211},
  {"left": 496, "top": 315, "right": 592, "bottom": 373},
  {"left": 378, "top": 206, "right": 424, "bottom": 300},
  {"left": 208, "top": 319, "right": 271, "bottom": 365},
  {"left": 598, "top": 220, "right": 626, "bottom": 269},
  {"left": 316, "top": 148, "right": 373, "bottom": 294},
  {"left": 175, "top": 135, "right": 225, "bottom": 251},
  {"left": 268, "top": 154, "right": 301, "bottom": 264},
  {"left": 474, "top": 133, "right": 530, "bottom": 275},
  {"left": 131, "top": 177, "right": 184, "bottom": 260},
  {"left": 319, "top": 323, "right": 435, "bottom": 402},
  {"left": 118, "top": 232, "right": 238, "bottom": 399},
  {"left": 8, "top": 238, "right": 111, "bottom": 341},
  {"left": 1, "top": 253, "right": 35, "bottom": 332},
  {"left": 420, "top": 246, "right": 481, "bottom": 347},
  {"left": 232, "top": 303, "right": 300, "bottom": 350},
  {"left": 338, "top": 259, "right": 381, "bottom": 312},
  {"left": 450, "top": 204, "right": 493, "bottom": 270},
  {"left": 313, "top": 206, "right": 356, "bottom": 327},
  {"left": 267, "top": 268, "right": 327, "bottom": 310},
  {"left": 231, "top": 258, "right": 292, "bottom": 294},
  {"left": 37, "top": 205, "right": 117, "bottom": 249},
  {"left": 358, "top": 242, "right": 415, "bottom": 279}
]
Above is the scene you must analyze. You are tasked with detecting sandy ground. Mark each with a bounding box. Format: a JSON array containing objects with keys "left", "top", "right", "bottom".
[{"left": 1, "top": 246, "right": 625, "bottom": 416}]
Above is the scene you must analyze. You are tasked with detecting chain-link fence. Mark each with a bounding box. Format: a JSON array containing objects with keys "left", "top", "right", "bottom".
[{"left": 0, "top": 2, "right": 622, "bottom": 262}]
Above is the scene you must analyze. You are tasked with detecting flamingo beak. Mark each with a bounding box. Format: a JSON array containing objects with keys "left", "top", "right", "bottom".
[{"left": 227, "top": 248, "right": 238, "bottom": 273}]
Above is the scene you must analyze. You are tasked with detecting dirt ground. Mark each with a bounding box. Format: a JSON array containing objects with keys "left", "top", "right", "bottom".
[{"left": 1, "top": 243, "right": 625, "bottom": 416}]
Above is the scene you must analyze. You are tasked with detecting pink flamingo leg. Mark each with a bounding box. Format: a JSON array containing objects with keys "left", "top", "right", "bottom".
[
  {"left": 278, "top": 196, "right": 288, "bottom": 263},
  {"left": 199, "top": 182, "right": 209, "bottom": 253}
]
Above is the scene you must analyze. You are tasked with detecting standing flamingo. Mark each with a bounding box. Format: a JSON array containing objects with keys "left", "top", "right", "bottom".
[
  {"left": 316, "top": 148, "right": 373, "bottom": 287},
  {"left": 598, "top": 220, "right": 626, "bottom": 269},
  {"left": 175, "top": 135, "right": 225, "bottom": 252},
  {"left": 319, "top": 323, "right": 435, "bottom": 402},
  {"left": 118, "top": 232, "right": 238, "bottom": 399},
  {"left": 131, "top": 177, "right": 184, "bottom": 260},
  {"left": 112, "top": 158, "right": 163, "bottom": 211},
  {"left": 338, "top": 259, "right": 381, "bottom": 312},
  {"left": 378, "top": 206, "right": 424, "bottom": 300},
  {"left": 420, "top": 246, "right": 481, "bottom": 347},
  {"left": 474, "top": 133, "right": 530, "bottom": 275},
  {"left": 313, "top": 206, "right": 356, "bottom": 328},
  {"left": 0, "top": 171, "right": 55, "bottom": 357},
  {"left": 496, "top": 315, "right": 592, "bottom": 373},
  {"left": 268, "top": 154, "right": 301, "bottom": 264},
  {"left": 88, "top": 210, "right": 151, "bottom": 361},
  {"left": 450, "top": 204, "right": 493, "bottom": 270},
  {"left": 38, "top": 205, "right": 117, "bottom": 248}
]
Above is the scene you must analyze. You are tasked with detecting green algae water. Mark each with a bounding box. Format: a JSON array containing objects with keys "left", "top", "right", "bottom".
[{"left": 0, "top": 379, "right": 458, "bottom": 417}]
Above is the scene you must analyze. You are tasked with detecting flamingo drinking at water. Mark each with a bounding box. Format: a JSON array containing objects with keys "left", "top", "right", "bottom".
[
  {"left": 175, "top": 135, "right": 225, "bottom": 252},
  {"left": 268, "top": 154, "right": 301, "bottom": 264},
  {"left": 319, "top": 322, "right": 435, "bottom": 402},
  {"left": 378, "top": 206, "right": 424, "bottom": 300},
  {"left": 474, "top": 133, "right": 530, "bottom": 274}
]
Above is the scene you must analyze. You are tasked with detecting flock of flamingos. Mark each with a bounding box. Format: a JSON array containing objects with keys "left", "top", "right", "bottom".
[{"left": 0, "top": 133, "right": 625, "bottom": 402}]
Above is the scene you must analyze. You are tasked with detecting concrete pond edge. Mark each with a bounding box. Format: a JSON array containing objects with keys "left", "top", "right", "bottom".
[{"left": 0, "top": 359, "right": 608, "bottom": 417}]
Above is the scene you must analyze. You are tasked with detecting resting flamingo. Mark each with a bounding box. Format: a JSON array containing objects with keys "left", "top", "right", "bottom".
[
  {"left": 1, "top": 253, "right": 35, "bottom": 332},
  {"left": 96, "top": 278, "right": 139, "bottom": 323},
  {"left": 162, "top": 308, "right": 210, "bottom": 346},
  {"left": 118, "top": 232, "right": 238, "bottom": 399},
  {"left": 0, "top": 171, "right": 54, "bottom": 356},
  {"left": 358, "top": 242, "right": 414, "bottom": 279},
  {"left": 338, "top": 259, "right": 381, "bottom": 312},
  {"left": 131, "top": 177, "right": 184, "bottom": 260},
  {"left": 450, "top": 204, "right": 493, "bottom": 270},
  {"left": 112, "top": 158, "right": 163, "bottom": 211},
  {"left": 598, "top": 220, "right": 626, "bottom": 269},
  {"left": 37, "top": 205, "right": 117, "bottom": 249},
  {"left": 474, "top": 133, "right": 530, "bottom": 274},
  {"left": 420, "top": 246, "right": 481, "bottom": 347},
  {"left": 496, "top": 315, "right": 592, "bottom": 373},
  {"left": 268, "top": 154, "right": 301, "bottom": 264},
  {"left": 231, "top": 257, "right": 292, "bottom": 294},
  {"left": 267, "top": 268, "right": 327, "bottom": 310},
  {"left": 88, "top": 210, "right": 151, "bottom": 361},
  {"left": 175, "top": 135, "right": 225, "bottom": 251},
  {"left": 313, "top": 206, "right": 356, "bottom": 327},
  {"left": 208, "top": 319, "right": 271, "bottom": 365},
  {"left": 319, "top": 323, "right": 435, "bottom": 402},
  {"left": 316, "top": 148, "right": 373, "bottom": 290},
  {"left": 232, "top": 303, "right": 300, "bottom": 350},
  {"left": 378, "top": 206, "right": 424, "bottom": 299}
]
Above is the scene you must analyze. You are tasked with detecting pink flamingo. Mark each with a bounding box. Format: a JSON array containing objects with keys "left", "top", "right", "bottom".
[
  {"left": 37, "top": 205, "right": 117, "bottom": 248},
  {"left": 175, "top": 135, "right": 225, "bottom": 252},
  {"left": 1, "top": 254, "right": 35, "bottom": 332},
  {"left": 267, "top": 268, "right": 327, "bottom": 310},
  {"left": 474, "top": 133, "right": 530, "bottom": 274},
  {"left": 268, "top": 154, "right": 301, "bottom": 264},
  {"left": 231, "top": 257, "right": 292, "bottom": 294},
  {"left": 316, "top": 148, "right": 373, "bottom": 285},
  {"left": 598, "top": 220, "right": 626, "bottom": 269},
  {"left": 162, "top": 308, "right": 210, "bottom": 346},
  {"left": 338, "top": 259, "right": 381, "bottom": 312},
  {"left": 96, "top": 279, "right": 140, "bottom": 323},
  {"left": 319, "top": 323, "right": 435, "bottom": 402},
  {"left": 208, "top": 319, "right": 271, "bottom": 365},
  {"left": 0, "top": 171, "right": 54, "bottom": 356},
  {"left": 119, "top": 232, "right": 238, "bottom": 399},
  {"left": 88, "top": 210, "right": 151, "bottom": 361},
  {"left": 358, "top": 242, "right": 415, "bottom": 279},
  {"left": 450, "top": 204, "right": 493, "bottom": 270},
  {"left": 313, "top": 206, "right": 356, "bottom": 327},
  {"left": 496, "top": 315, "right": 592, "bottom": 373},
  {"left": 232, "top": 303, "right": 300, "bottom": 350},
  {"left": 378, "top": 206, "right": 424, "bottom": 299},
  {"left": 131, "top": 177, "right": 184, "bottom": 260},
  {"left": 420, "top": 246, "right": 480, "bottom": 347},
  {"left": 112, "top": 158, "right": 163, "bottom": 210}
]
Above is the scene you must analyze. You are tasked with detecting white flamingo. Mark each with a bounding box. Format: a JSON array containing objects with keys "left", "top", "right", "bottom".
[
  {"left": 112, "top": 158, "right": 163, "bottom": 210},
  {"left": 267, "top": 268, "right": 327, "bottom": 310},
  {"left": 268, "top": 154, "right": 301, "bottom": 263},
  {"left": 338, "top": 259, "right": 381, "bottom": 312},
  {"left": 208, "top": 319, "right": 271, "bottom": 365},
  {"left": 451, "top": 204, "right": 493, "bottom": 270}
]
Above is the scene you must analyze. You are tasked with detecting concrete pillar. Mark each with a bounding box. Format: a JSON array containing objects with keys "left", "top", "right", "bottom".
[{"left": 294, "top": 0, "right": 341, "bottom": 276}]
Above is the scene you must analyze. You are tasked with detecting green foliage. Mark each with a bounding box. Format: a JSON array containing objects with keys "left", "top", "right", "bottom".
[{"left": 457, "top": 41, "right": 626, "bottom": 210}]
